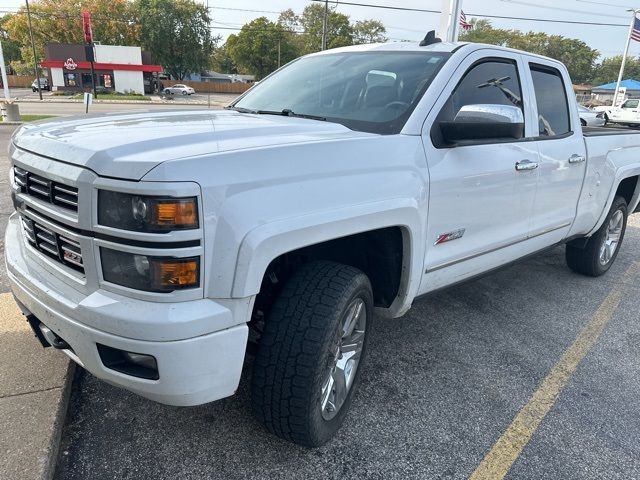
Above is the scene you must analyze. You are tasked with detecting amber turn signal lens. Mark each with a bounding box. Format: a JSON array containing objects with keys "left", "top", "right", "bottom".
[
  {"left": 152, "top": 200, "right": 198, "bottom": 228},
  {"left": 153, "top": 259, "right": 199, "bottom": 288}
]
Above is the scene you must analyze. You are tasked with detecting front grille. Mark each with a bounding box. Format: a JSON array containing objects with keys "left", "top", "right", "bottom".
[
  {"left": 20, "top": 216, "right": 84, "bottom": 273},
  {"left": 14, "top": 167, "right": 78, "bottom": 212}
]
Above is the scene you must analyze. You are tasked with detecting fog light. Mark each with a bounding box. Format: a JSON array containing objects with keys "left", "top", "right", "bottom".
[{"left": 97, "top": 344, "right": 159, "bottom": 380}]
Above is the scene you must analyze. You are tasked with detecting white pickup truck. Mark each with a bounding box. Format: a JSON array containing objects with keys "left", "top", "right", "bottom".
[
  {"left": 6, "top": 39, "right": 640, "bottom": 447},
  {"left": 606, "top": 98, "right": 640, "bottom": 126}
]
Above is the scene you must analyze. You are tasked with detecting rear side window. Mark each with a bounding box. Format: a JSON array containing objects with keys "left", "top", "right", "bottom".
[{"left": 530, "top": 64, "right": 571, "bottom": 137}]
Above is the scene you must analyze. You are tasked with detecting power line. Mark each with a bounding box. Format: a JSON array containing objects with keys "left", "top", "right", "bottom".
[
  {"left": 500, "top": 0, "right": 628, "bottom": 19},
  {"left": 309, "top": 0, "right": 630, "bottom": 27}
]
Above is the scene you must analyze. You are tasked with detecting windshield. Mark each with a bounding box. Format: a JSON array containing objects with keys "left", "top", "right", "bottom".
[{"left": 232, "top": 51, "right": 450, "bottom": 134}]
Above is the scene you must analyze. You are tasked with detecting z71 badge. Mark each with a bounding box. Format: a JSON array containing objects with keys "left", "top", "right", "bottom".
[{"left": 434, "top": 229, "right": 466, "bottom": 245}]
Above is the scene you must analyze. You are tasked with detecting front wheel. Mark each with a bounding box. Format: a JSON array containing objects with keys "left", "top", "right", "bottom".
[
  {"left": 182, "top": 90, "right": 188, "bottom": 95},
  {"left": 566, "top": 195, "right": 628, "bottom": 276},
  {"left": 251, "top": 260, "right": 373, "bottom": 447}
]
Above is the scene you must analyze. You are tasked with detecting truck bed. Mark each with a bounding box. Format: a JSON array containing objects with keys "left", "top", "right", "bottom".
[{"left": 582, "top": 126, "right": 640, "bottom": 136}]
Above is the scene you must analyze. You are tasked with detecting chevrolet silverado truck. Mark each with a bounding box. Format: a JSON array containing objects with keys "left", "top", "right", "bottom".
[{"left": 6, "top": 39, "right": 640, "bottom": 447}]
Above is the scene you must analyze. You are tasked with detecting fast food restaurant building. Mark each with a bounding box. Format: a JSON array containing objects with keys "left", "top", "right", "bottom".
[{"left": 41, "top": 43, "right": 162, "bottom": 94}]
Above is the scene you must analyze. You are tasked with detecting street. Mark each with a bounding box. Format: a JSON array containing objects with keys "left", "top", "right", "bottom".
[
  {"left": 0, "top": 118, "right": 639, "bottom": 479},
  {"left": 2, "top": 89, "right": 237, "bottom": 116}
]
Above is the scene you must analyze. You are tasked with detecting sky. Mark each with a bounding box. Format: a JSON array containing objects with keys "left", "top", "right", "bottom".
[
  {"left": 204, "top": 0, "right": 640, "bottom": 59},
  {"left": 1, "top": 0, "right": 639, "bottom": 59}
]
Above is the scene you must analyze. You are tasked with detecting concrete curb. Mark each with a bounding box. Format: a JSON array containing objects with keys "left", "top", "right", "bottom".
[{"left": 42, "top": 361, "right": 75, "bottom": 480}]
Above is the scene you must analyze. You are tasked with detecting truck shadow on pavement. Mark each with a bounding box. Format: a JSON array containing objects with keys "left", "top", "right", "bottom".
[{"left": 55, "top": 224, "right": 640, "bottom": 480}]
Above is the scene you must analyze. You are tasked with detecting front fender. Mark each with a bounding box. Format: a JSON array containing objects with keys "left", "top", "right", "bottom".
[{"left": 231, "top": 199, "right": 424, "bottom": 317}]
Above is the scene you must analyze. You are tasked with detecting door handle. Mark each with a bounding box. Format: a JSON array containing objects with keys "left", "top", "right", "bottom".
[
  {"left": 568, "top": 154, "right": 586, "bottom": 164},
  {"left": 515, "top": 159, "right": 538, "bottom": 171}
]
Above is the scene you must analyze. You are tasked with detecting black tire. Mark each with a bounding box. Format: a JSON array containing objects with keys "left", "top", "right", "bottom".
[
  {"left": 182, "top": 90, "right": 187, "bottom": 95},
  {"left": 251, "top": 260, "right": 373, "bottom": 447},
  {"left": 566, "top": 195, "right": 628, "bottom": 277}
]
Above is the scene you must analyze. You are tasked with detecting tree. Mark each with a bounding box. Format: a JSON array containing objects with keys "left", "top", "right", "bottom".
[
  {"left": 592, "top": 55, "right": 640, "bottom": 86},
  {"left": 0, "top": 15, "right": 22, "bottom": 74},
  {"left": 137, "top": 0, "right": 215, "bottom": 80},
  {"left": 460, "top": 20, "right": 599, "bottom": 84},
  {"left": 227, "top": 17, "right": 299, "bottom": 80},
  {"left": 298, "top": 4, "right": 353, "bottom": 53},
  {"left": 4, "top": 0, "right": 140, "bottom": 74},
  {"left": 352, "top": 19, "right": 387, "bottom": 45},
  {"left": 210, "top": 45, "right": 237, "bottom": 74}
]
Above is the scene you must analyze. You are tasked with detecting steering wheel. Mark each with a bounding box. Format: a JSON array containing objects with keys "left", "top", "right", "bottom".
[{"left": 385, "top": 101, "right": 410, "bottom": 112}]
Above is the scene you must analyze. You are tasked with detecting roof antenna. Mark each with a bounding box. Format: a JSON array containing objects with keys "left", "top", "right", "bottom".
[{"left": 419, "top": 30, "right": 442, "bottom": 47}]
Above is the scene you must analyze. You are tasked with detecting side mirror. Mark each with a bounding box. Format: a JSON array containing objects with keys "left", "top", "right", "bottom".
[{"left": 439, "top": 104, "right": 524, "bottom": 144}]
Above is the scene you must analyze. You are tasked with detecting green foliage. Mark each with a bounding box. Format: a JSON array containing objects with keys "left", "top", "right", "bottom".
[
  {"left": 4, "top": 0, "right": 140, "bottom": 75},
  {"left": 226, "top": 17, "right": 298, "bottom": 80},
  {"left": 137, "top": 0, "right": 215, "bottom": 80},
  {"left": 460, "top": 19, "right": 599, "bottom": 84},
  {"left": 591, "top": 55, "right": 640, "bottom": 86},
  {"left": 352, "top": 19, "right": 387, "bottom": 45},
  {"left": 223, "top": 5, "right": 387, "bottom": 79},
  {"left": 210, "top": 45, "right": 237, "bottom": 74}
]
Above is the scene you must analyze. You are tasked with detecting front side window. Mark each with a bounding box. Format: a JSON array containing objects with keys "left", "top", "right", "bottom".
[
  {"left": 438, "top": 60, "right": 524, "bottom": 124},
  {"left": 232, "top": 52, "right": 450, "bottom": 134},
  {"left": 622, "top": 99, "right": 639, "bottom": 109},
  {"left": 530, "top": 64, "right": 571, "bottom": 137}
]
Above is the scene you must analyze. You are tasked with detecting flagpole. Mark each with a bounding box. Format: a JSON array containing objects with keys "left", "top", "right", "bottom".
[
  {"left": 613, "top": 9, "right": 639, "bottom": 107},
  {"left": 452, "top": 0, "right": 464, "bottom": 42}
]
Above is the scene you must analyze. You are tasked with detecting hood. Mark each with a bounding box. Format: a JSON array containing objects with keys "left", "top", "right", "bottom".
[{"left": 13, "top": 110, "right": 370, "bottom": 180}]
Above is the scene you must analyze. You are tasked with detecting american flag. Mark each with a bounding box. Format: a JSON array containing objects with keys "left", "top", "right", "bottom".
[
  {"left": 632, "top": 15, "right": 640, "bottom": 42},
  {"left": 460, "top": 11, "right": 473, "bottom": 31}
]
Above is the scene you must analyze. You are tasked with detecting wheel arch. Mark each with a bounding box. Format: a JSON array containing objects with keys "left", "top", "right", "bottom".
[
  {"left": 232, "top": 201, "right": 424, "bottom": 318},
  {"left": 588, "top": 170, "right": 640, "bottom": 236}
]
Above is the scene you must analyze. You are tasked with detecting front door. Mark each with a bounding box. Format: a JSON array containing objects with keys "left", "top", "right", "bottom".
[{"left": 420, "top": 53, "right": 539, "bottom": 294}]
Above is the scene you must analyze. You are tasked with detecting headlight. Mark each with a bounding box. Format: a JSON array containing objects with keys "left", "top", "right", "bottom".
[
  {"left": 98, "top": 191, "right": 199, "bottom": 232},
  {"left": 101, "top": 248, "right": 200, "bottom": 292}
]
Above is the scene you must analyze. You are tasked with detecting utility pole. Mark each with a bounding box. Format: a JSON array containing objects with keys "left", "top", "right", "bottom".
[
  {"left": 0, "top": 40, "right": 11, "bottom": 101},
  {"left": 613, "top": 9, "right": 640, "bottom": 108},
  {"left": 25, "top": 0, "right": 42, "bottom": 100},
  {"left": 278, "top": 39, "right": 281, "bottom": 68},
  {"left": 321, "top": 0, "right": 329, "bottom": 50}
]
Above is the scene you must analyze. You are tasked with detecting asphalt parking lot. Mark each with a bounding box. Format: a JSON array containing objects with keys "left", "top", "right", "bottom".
[{"left": 0, "top": 124, "right": 639, "bottom": 479}]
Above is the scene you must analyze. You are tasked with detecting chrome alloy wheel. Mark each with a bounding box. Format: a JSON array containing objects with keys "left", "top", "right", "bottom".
[
  {"left": 599, "top": 209, "right": 624, "bottom": 266},
  {"left": 320, "top": 297, "right": 367, "bottom": 421}
]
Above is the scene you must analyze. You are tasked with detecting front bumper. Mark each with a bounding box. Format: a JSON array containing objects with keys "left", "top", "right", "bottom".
[{"left": 6, "top": 214, "right": 248, "bottom": 406}]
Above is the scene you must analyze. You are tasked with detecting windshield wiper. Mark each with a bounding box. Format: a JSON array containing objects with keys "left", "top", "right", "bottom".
[
  {"left": 225, "top": 106, "right": 257, "bottom": 113},
  {"left": 226, "top": 106, "right": 327, "bottom": 122}
]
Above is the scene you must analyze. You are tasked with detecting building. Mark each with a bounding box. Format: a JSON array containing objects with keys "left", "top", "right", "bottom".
[
  {"left": 41, "top": 43, "right": 162, "bottom": 94},
  {"left": 591, "top": 79, "right": 640, "bottom": 103}
]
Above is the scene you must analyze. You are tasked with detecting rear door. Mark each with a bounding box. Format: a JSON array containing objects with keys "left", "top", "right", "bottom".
[
  {"left": 420, "top": 50, "right": 540, "bottom": 293},
  {"left": 525, "top": 59, "right": 586, "bottom": 244}
]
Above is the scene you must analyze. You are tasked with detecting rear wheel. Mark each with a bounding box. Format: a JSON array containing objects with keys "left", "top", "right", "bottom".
[
  {"left": 251, "top": 260, "right": 372, "bottom": 447},
  {"left": 566, "top": 195, "right": 628, "bottom": 276}
]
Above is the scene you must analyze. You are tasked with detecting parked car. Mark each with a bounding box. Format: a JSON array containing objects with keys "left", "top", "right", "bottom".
[
  {"left": 606, "top": 98, "right": 640, "bottom": 127},
  {"left": 31, "top": 78, "right": 50, "bottom": 92},
  {"left": 578, "top": 104, "right": 606, "bottom": 127},
  {"left": 7, "top": 37, "right": 640, "bottom": 448},
  {"left": 163, "top": 83, "right": 195, "bottom": 95}
]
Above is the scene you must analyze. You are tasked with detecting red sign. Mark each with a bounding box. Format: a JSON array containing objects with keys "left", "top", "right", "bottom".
[
  {"left": 82, "top": 11, "right": 93, "bottom": 44},
  {"left": 64, "top": 58, "right": 77, "bottom": 70}
]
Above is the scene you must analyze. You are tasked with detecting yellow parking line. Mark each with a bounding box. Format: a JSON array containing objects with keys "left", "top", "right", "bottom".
[{"left": 469, "top": 261, "right": 640, "bottom": 480}]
